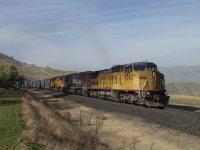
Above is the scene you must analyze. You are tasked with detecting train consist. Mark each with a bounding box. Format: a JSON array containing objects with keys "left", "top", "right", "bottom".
[{"left": 25, "top": 62, "right": 170, "bottom": 108}]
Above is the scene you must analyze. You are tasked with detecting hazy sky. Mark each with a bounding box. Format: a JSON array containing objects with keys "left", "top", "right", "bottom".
[{"left": 0, "top": 0, "right": 200, "bottom": 71}]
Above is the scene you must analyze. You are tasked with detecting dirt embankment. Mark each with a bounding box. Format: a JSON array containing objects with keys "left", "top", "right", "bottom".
[
  {"left": 22, "top": 93, "right": 108, "bottom": 150},
  {"left": 22, "top": 90, "right": 200, "bottom": 150}
]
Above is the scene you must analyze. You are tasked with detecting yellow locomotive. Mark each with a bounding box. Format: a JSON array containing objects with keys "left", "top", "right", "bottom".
[
  {"left": 51, "top": 76, "right": 64, "bottom": 91},
  {"left": 88, "top": 62, "right": 169, "bottom": 108}
]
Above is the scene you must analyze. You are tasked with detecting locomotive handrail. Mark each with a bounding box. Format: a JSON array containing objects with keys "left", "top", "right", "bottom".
[
  {"left": 161, "top": 79, "right": 165, "bottom": 88},
  {"left": 139, "top": 79, "right": 148, "bottom": 98}
]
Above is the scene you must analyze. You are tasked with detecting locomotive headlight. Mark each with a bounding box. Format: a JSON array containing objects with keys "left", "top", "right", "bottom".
[{"left": 152, "top": 72, "right": 155, "bottom": 77}]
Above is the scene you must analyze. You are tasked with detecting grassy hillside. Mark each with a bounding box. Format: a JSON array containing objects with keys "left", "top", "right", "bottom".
[
  {"left": 0, "top": 52, "right": 73, "bottom": 80},
  {"left": 166, "top": 82, "right": 200, "bottom": 96}
]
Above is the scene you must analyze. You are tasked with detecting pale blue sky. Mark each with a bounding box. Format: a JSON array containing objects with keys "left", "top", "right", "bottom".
[{"left": 0, "top": 0, "right": 200, "bottom": 71}]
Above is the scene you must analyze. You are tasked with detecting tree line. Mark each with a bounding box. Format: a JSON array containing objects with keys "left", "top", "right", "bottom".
[{"left": 0, "top": 64, "right": 24, "bottom": 88}]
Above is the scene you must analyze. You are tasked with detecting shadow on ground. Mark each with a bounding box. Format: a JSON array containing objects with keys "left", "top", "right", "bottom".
[
  {"left": 30, "top": 89, "right": 200, "bottom": 112},
  {"left": 167, "top": 104, "right": 200, "bottom": 111}
]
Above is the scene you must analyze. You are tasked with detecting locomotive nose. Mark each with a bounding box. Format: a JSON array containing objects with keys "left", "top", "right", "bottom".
[{"left": 153, "top": 71, "right": 165, "bottom": 89}]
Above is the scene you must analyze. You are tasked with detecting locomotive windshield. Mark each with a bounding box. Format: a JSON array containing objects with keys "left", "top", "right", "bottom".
[
  {"left": 133, "top": 62, "right": 157, "bottom": 71},
  {"left": 113, "top": 62, "right": 157, "bottom": 72}
]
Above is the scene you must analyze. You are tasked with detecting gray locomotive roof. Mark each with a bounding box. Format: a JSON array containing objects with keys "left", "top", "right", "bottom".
[
  {"left": 88, "top": 69, "right": 111, "bottom": 75},
  {"left": 112, "top": 62, "right": 157, "bottom": 68}
]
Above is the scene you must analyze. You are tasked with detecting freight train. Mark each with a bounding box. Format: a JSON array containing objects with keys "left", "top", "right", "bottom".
[{"left": 25, "top": 62, "right": 170, "bottom": 108}]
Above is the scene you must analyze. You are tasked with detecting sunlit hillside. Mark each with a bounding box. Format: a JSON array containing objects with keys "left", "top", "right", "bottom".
[{"left": 0, "top": 52, "right": 74, "bottom": 80}]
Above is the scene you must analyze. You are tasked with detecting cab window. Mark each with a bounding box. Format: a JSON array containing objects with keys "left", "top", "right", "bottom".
[
  {"left": 133, "top": 64, "right": 157, "bottom": 71},
  {"left": 125, "top": 66, "right": 132, "bottom": 73}
]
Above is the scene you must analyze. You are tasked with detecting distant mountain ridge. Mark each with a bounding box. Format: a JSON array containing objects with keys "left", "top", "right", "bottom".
[
  {"left": 166, "top": 82, "right": 200, "bottom": 96},
  {"left": 160, "top": 66, "right": 200, "bottom": 83},
  {"left": 159, "top": 66, "right": 200, "bottom": 96},
  {"left": 0, "top": 52, "right": 74, "bottom": 80}
]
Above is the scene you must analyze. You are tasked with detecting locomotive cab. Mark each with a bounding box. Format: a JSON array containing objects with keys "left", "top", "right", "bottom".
[{"left": 129, "top": 62, "right": 165, "bottom": 90}]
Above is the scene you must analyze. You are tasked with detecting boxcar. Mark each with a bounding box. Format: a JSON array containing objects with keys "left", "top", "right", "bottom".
[
  {"left": 32, "top": 80, "right": 37, "bottom": 88},
  {"left": 36, "top": 80, "right": 41, "bottom": 88},
  {"left": 41, "top": 79, "right": 45, "bottom": 89},
  {"left": 44, "top": 79, "right": 51, "bottom": 89}
]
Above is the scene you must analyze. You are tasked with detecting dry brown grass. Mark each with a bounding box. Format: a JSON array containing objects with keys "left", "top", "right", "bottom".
[
  {"left": 170, "top": 95, "right": 200, "bottom": 107},
  {"left": 22, "top": 94, "right": 108, "bottom": 150},
  {"left": 170, "top": 95, "right": 200, "bottom": 100}
]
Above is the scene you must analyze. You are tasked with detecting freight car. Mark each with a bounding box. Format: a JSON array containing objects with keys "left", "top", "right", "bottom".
[
  {"left": 28, "top": 62, "right": 169, "bottom": 108},
  {"left": 24, "top": 80, "right": 33, "bottom": 88},
  {"left": 44, "top": 79, "right": 51, "bottom": 89},
  {"left": 36, "top": 80, "right": 41, "bottom": 88},
  {"left": 32, "top": 80, "right": 37, "bottom": 88}
]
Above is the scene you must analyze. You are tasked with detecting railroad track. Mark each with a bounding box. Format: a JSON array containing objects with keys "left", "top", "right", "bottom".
[{"left": 32, "top": 89, "right": 200, "bottom": 137}]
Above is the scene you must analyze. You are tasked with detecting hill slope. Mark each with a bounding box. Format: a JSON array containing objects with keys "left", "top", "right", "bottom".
[
  {"left": 166, "top": 82, "right": 200, "bottom": 96},
  {"left": 0, "top": 52, "right": 73, "bottom": 80},
  {"left": 160, "top": 66, "right": 200, "bottom": 83}
]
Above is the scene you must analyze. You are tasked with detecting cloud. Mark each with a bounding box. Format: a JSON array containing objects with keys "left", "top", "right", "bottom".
[
  {"left": 0, "top": 27, "right": 39, "bottom": 45},
  {"left": 0, "top": 0, "right": 200, "bottom": 71}
]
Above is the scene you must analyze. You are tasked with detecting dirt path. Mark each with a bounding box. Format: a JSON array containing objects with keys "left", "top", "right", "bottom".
[{"left": 30, "top": 90, "right": 200, "bottom": 150}]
